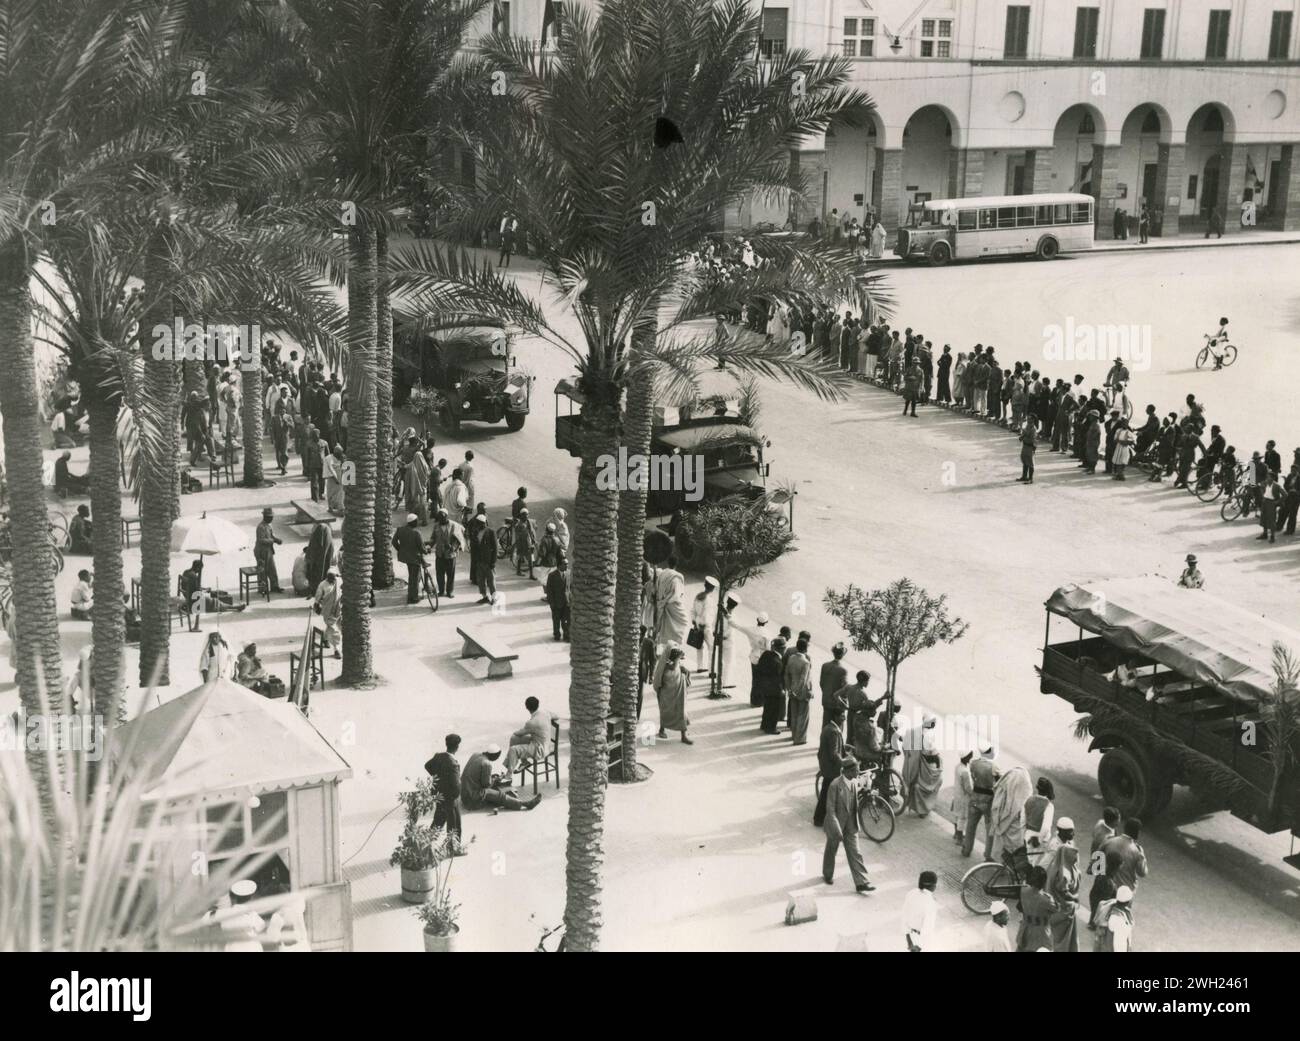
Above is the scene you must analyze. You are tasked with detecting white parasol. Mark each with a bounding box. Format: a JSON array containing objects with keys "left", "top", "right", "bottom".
[{"left": 179, "top": 512, "right": 251, "bottom": 626}]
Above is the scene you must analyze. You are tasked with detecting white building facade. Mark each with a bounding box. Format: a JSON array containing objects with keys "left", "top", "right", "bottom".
[{"left": 745, "top": 0, "right": 1300, "bottom": 237}]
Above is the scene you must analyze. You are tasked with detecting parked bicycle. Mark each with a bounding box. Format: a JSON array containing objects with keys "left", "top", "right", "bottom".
[
  {"left": 814, "top": 765, "right": 897, "bottom": 843},
  {"left": 1221, "top": 482, "right": 1258, "bottom": 522},
  {"left": 959, "top": 846, "right": 1054, "bottom": 914}
]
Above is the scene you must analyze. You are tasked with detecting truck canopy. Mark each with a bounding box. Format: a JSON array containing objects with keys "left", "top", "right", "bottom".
[{"left": 1045, "top": 576, "right": 1300, "bottom": 711}]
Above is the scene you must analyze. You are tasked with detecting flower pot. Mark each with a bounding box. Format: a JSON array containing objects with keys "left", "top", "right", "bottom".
[
  {"left": 400, "top": 866, "right": 436, "bottom": 904},
  {"left": 423, "top": 925, "right": 459, "bottom": 952}
]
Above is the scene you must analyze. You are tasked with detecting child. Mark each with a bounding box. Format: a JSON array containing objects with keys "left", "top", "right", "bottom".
[{"left": 513, "top": 508, "right": 537, "bottom": 579}]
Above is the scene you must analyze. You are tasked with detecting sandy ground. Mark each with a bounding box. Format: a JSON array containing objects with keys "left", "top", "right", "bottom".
[{"left": 9, "top": 236, "right": 1300, "bottom": 951}]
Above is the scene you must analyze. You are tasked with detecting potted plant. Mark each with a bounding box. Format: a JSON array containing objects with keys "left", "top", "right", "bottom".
[
  {"left": 389, "top": 777, "right": 441, "bottom": 904},
  {"left": 415, "top": 884, "right": 460, "bottom": 952}
]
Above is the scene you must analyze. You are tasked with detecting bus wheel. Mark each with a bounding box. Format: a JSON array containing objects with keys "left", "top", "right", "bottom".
[
  {"left": 1036, "top": 236, "right": 1060, "bottom": 260},
  {"left": 928, "top": 241, "right": 951, "bottom": 266},
  {"left": 1098, "top": 746, "right": 1156, "bottom": 818}
]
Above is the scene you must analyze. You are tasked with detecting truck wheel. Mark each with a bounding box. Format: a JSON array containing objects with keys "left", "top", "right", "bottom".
[
  {"left": 1098, "top": 746, "right": 1157, "bottom": 818},
  {"left": 505, "top": 413, "right": 526, "bottom": 432},
  {"left": 928, "top": 241, "right": 951, "bottom": 267}
]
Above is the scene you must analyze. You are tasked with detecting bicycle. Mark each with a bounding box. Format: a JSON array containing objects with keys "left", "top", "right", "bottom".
[
  {"left": 959, "top": 845, "right": 1054, "bottom": 914},
  {"left": 1221, "top": 482, "right": 1258, "bottom": 522},
  {"left": 1101, "top": 385, "right": 1133, "bottom": 421},
  {"left": 1191, "top": 459, "right": 1230, "bottom": 503},
  {"left": 1196, "top": 334, "right": 1238, "bottom": 370},
  {"left": 417, "top": 557, "right": 439, "bottom": 612},
  {"left": 496, "top": 522, "right": 514, "bottom": 557},
  {"left": 814, "top": 767, "right": 897, "bottom": 843},
  {"left": 534, "top": 923, "right": 567, "bottom": 952}
]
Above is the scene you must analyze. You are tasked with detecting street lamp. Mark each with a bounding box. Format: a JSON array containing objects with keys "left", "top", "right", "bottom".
[{"left": 889, "top": 35, "right": 903, "bottom": 54}]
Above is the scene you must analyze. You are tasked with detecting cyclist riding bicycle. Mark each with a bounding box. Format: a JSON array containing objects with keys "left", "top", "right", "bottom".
[
  {"left": 1205, "top": 316, "right": 1231, "bottom": 369},
  {"left": 1103, "top": 358, "right": 1130, "bottom": 391}
]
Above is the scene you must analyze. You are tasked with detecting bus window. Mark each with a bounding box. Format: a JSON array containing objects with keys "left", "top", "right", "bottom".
[
  {"left": 1073, "top": 203, "right": 1092, "bottom": 223},
  {"left": 1036, "top": 205, "right": 1053, "bottom": 225},
  {"left": 997, "top": 207, "right": 1016, "bottom": 228},
  {"left": 958, "top": 209, "right": 977, "bottom": 231},
  {"left": 1016, "top": 206, "right": 1036, "bottom": 227},
  {"left": 1054, "top": 203, "right": 1071, "bottom": 224},
  {"left": 979, "top": 208, "right": 997, "bottom": 229}
]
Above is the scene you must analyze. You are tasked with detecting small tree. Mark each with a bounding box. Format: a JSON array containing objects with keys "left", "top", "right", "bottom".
[
  {"left": 407, "top": 382, "right": 442, "bottom": 441},
  {"left": 824, "top": 579, "right": 969, "bottom": 723},
  {"left": 678, "top": 497, "right": 795, "bottom": 699},
  {"left": 1264, "top": 642, "right": 1300, "bottom": 824}
]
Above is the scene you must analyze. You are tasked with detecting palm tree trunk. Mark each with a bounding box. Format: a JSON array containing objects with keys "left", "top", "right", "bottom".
[
  {"left": 240, "top": 356, "right": 266, "bottom": 487},
  {"left": 564, "top": 379, "right": 621, "bottom": 951},
  {"left": 371, "top": 229, "right": 394, "bottom": 589},
  {"left": 341, "top": 223, "right": 377, "bottom": 687},
  {"left": 0, "top": 243, "right": 67, "bottom": 717},
  {"left": 86, "top": 393, "right": 125, "bottom": 719},
  {"left": 139, "top": 236, "right": 177, "bottom": 687},
  {"left": 611, "top": 362, "right": 655, "bottom": 783}
]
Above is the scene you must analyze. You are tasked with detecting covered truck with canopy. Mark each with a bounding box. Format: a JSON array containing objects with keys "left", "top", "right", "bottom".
[{"left": 1039, "top": 576, "right": 1300, "bottom": 848}]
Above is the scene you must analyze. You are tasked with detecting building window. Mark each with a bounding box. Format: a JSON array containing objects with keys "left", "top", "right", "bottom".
[
  {"left": 1269, "top": 11, "right": 1293, "bottom": 60},
  {"left": 1073, "top": 7, "right": 1099, "bottom": 58},
  {"left": 1206, "top": 10, "right": 1230, "bottom": 59},
  {"left": 542, "top": 0, "right": 563, "bottom": 45},
  {"left": 920, "top": 18, "right": 952, "bottom": 57},
  {"left": 843, "top": 17, "right": 875, "bottom": 57},
  {"left": 1004, "top": 6, "right": 1030, "bottom": 58},
  {"left": 1140, "top": 9, "right": 1165, "bottom": 59},
  {"left": 760, "top": 7, "right": 788, "bottom": 58}
]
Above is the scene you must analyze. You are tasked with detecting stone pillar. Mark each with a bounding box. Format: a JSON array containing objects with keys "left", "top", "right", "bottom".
[
  {"left": 878, "top": 149, "right": 904, "bottom": 231},
  {"left": 1092, "top": 144, "right": 1121, "bottom": 239},
  {"left": 1274, "top": 145, "right": 1300, "bottom": 230},
  {"left": 959, "top": 148, "right": 985, "bottom": 197},
  {"left": 791, "top": 149, "right": 829, "bottom": 233},
  {"left": 948, "top": 149, "right": 963, "bottom": 199},
  {"left": 871, "top": 147, "right": 884, "bottom": 217},
  {"left": 1215, "top": 143, "right": 1249, "bottom": 232},
  {"left": 1153, "top": 143, "right": 1185, "bottom": 237},
  {"left": 1023, "top": 147, "right": 1055, "bottom": 193}
]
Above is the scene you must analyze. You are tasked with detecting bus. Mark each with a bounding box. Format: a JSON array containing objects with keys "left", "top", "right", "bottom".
[{"left": 894, "top": 193, "right": 1095, "bottom": 266}]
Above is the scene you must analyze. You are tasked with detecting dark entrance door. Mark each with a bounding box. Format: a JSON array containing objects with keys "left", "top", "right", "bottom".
[
  {"left": 1141, "top": 163, "right": 1158, "bottom": 208},
  {"left": 1201, "top": 155, "right": 1221, "bottom": 216}
]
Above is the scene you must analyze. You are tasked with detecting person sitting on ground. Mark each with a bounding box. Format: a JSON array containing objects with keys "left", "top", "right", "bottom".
[
  {"left": 235, "top": 642, "right": 270, "bottom": 693},
  {"left": 1178, "top": 553, "right": 1205, "bottom": 589},
  {"left": 460, "top": 744, "right": 541, "bottom": 812},
  {"left": 71, "top": 569, "right": 94, "bottom": 620},
  {"left": 69, "top": 504, "right": 93, "bottom": 554},
  {"left": 504, "top": 696, "right": 557, "bottom": 774},
  {"left": 54, "top": 451, "right": 89, "bottom": 497}
]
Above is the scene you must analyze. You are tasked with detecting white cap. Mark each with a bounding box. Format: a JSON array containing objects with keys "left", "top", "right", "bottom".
[
  {"left": 756, "top": 612, "right": 769, "bottom": 624},
  {"left": 989, "top": 900, "right": 1008, "bottom": 915},
  {"left": 406, "top": 513, "right": 418, "bottom": 524},
  {"left": 726, "top": 593, "right": 740, "bottom": 606},
  {"left": 1116, "top": 885, "right": 1134, "bottom": 902},
  {"left": 485, "top": 743, "right": 502, "bottom": 755},
  {"left": 704, "top": 576, "right": 718, "bottom": 589},
  {"left": 1057, "top": 817, "right": 1074, "bottom": 831}
]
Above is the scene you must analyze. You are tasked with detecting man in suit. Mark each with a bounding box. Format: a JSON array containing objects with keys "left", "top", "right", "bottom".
[
  {"left": 424, "top": 733, "right": 464, "bottom": 842},
  {"left": 392, "top": 513, "right": 427, "bottom": 604},
  {"left": 814, "top": 707, "right": 846, "bottom": 826},
  {"left": 823, "top": 756, "right": 874, "bottom": 892},
  {"left": 819, "top": 642, "right": 850, "bottom": 732}
]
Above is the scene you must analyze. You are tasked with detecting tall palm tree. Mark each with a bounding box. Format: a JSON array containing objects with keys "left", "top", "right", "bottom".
[{"left": 393, "top": 0, "right": 874, "bottom": 947}]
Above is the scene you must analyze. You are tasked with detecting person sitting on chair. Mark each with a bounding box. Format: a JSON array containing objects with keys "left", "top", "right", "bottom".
[
  {"left": 54, "top": 451, "right": 89, "bottom": 497},
  {"left": 123, "top": 593, "right": 141, "bottom": 644},
  {"left": 460, "top": 745, "right": 541, "bottom": 812},
  {"left": 235, "top": 642, "right": 270, "bottom": 693},
  {"left": 504, "top": 696, "right": 557, "bottom": 774},
  {"left": 179, "top": 560, "right": 205, "bottom": 631},
  {"left": 68, "top": 504, "right": 93, "bottom": 554},
  {"left": 70, "top": 570, "right": 94, "bottom": 620}
]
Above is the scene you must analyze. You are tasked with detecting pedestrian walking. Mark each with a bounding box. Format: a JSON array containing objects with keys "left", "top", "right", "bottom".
[
  {"left": 254, "top": 508, "right": 284, "bottom": 595},
  {"left": 653, "top": 644, "right": 693, "bottom": 744},
  {"left": 313, "top": 568, "right": 342, "bottom": 659},
  {"left": 962, "top": 745, "right": 1000, "bottom": 859},
  {"left": 461, "top": 450, "right": 477, "bottom": 507},
  {"left": 474, "top": 513, "right": 498, "bottom": 605},
  {"left": 1101, "top": 817, "right": 1149, "bottom": 897},
  {"left": 902, "top": 359, "right": 922, "bottom": 417},
  {"left": 952, "top": 750, "right": 974, "bottom": 846},
  {"left": 902, "top": 871, "right": 938, "bottom": 951},
  {"left": 689, "top": 577, "right": 716, "bottom": 674},
  {"left": 1018, "top": 416, "right": 1038, "bottom": 483},
  {"left": 1045, "top": 819, "right": 1081, "bottom": 952},
  {"left": 822, "top": 757, "right": 875, "bottom": 893},
  {"left": 1015, "top": 865, "right": 1059, "bottom": 951}
]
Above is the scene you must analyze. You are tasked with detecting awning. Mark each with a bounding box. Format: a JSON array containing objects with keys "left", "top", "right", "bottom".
[
  {"left": 1045, "top": 576, "right": 1300, "bottom": 709},
  {"left": 114, "top": 679, "right": 353, "bottom": 803},
  {"left": 655, "top": 423, "right": 762, "bottom": 453}
]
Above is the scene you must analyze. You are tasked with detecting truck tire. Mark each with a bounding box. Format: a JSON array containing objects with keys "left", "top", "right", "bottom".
[
  {"left": 505, "top": 412, "right": 526, "bottom": 432},
  {"left": 1098, "top": 746, "right": 1161, "bottom": 819},
  {"left": 1036, "top": 236, "right": 1060, "bottom": 260},
  {"left": 928, "top": 241, "right": 952, "bottom": 267}
]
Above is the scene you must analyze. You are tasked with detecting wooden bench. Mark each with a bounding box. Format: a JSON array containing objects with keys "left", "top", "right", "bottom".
[
  {"left": 456, "top": 625, "right": 519, "bottom": 680},
  {"left": 292, "top": 499, "right": 339, "bottom": 528}
]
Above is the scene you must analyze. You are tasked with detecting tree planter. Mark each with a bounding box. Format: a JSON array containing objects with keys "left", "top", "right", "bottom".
[
  {"left": 400, "top": 866, "right": 436, "bottom": 904},
  {"left": 422, "top": 925, "right": 459, "bottom": 952}
]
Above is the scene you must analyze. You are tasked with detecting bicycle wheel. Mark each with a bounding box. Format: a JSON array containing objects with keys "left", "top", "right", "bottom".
[
  {"left": 50, "top": 546, "right": 64, "bottom": 575},
  {"left": 422, "top": 567, "right": 439, "bottom": 613},
  {"left": 878, "top": 768, "right": 906, "bottom": 814},
  {"left": 960, "top": 860, "right": 1015, "bottom": 915},
  {"left": 1221, "top": 495, "right": 1244, "bottom": 522},
  {"left": 496, "top": 524, "right": 514, "bottom": 555},
  {"left": 858, "top": 792, "right": 895, "bottom": 843},
  {"left": 1221, "top": 345, "right": 1237, "bottom": 367},
  {"left": 1195, "top": 474, "right": 1224, "bottom": 503},
  {"left": 1195, "top": 346, "right": 1210, "bottom": 369}
]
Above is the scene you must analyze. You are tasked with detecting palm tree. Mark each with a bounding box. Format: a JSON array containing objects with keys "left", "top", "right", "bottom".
[{"left": 390, "top": 0, "right": 875, "bottom": 947}]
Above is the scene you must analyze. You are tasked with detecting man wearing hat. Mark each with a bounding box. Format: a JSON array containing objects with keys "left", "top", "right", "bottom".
[
  {"left": 984, "top": 900, "right": 1013, "bottom": 952},
  {"left": 254, "top": 508, "right": 284, "bottom": 595},
  {"left": 1178, "top": 554, "right": 1205, "bottom": 588},
  {"left": 1094, "top": 885, "right": 1134, "bottom": 951},
  {"left": 690, "top": 577, "right": 718, "bottom": 674},
  {"left": 313, "top": 568, "right": 343, "bottom": 658},
  {"left": 460, "top": 744, "right": 541, "bottom": 813},
  {"left": 424, "top": 734, "right": 464, "bottom": 842},
  {"left": 747, "top": 611, "right": 770, "bottom": 707},
  {"left": 392, "top": 513, "right": 427, "bottom": 604},
  {"left": 822, "top": 755, "right": 874, "bottom": 894}
]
